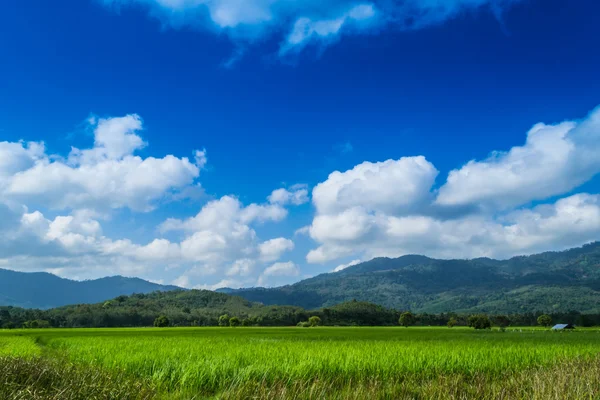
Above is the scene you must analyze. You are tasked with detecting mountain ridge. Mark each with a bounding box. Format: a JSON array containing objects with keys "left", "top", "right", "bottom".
[
  {"left": 0, "top": 268, "right": 181, "bottom": 309},
  {"left": 223, "top": 242, "right": 600, "bottom": 313}
]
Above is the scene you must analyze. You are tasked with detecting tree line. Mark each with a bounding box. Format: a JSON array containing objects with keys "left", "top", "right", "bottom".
[{"left": 0, "top": 291, "right": 598, "bottom": 329}]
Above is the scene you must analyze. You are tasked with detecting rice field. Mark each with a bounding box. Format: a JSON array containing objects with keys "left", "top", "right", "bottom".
[{"left": 2, "top": 327, "right": 600, "bottom": 399}]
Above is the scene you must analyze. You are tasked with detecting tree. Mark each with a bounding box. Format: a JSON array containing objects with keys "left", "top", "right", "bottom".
[
  {"left": 242, "top": 318, "right": 252, "bottom": 327},
  {"left": 537, "top": 314, "right": 552, "bottom": 327},
  {"left": 468, "top": 314, "right": 491, "bottom": 330},
  {"left": 308, "top": 316, "right": 321, "bottom": 327},
  {"left": 153, "top": 315, "right": 169, "bottom": 328},
  {"left": 218, "top": 314, "right": 230, "bottom": 327},
  {"left": 447, "top": 318, "right": 458, "bottom": 328},
  {"left": 229, "top": 316, "right": 241, "bottom": 327},
  {"left": 399, "top": 312, "right": 416, "bottom": 328}
]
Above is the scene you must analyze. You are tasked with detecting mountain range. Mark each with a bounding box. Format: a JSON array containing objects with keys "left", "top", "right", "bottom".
[
  {"left": 2, "top": 242, "right": 599, "bottom": 313},
  {"left": 0, "top": 269, "right": 179, "bottom": 309},
  {"left": 221, "top": 242, "right": 600, "bottom": 314}
]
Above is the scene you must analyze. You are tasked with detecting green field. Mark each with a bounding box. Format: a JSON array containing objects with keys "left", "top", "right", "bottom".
[{"left": 2, "top": 327, "right": 600, "bottom": 399}]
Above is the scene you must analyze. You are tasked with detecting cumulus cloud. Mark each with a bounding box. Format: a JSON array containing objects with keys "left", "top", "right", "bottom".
[
  {"left": 3, "top": 105, "right": 600, "bottom": 289},
  {"left": 101, "top": 0, "right": 524, "bottom": 57},
  {"left": 268, "top": 185, "right": 309, "bottom": 206},
  {"left": 257, "top": 261, "right": 300, "bottom": 286},
  {"left": 307, "top": 105, "right": 600, "bottom": 264},
  {"left": 3, "top": 115, "right": 204, "bottom": 212},
  {"left": 0, "top": 113, "right": 298, "bottom": 288},
  {"left": 0, "top": 191, "right": 296, "bottom": 284},
  {"left": 258, "top": 237, "right": 294, "bottom": 262},
  {"left": 437, "top": 106, "right": 600, "bottom": 209},
  {"left": 312, "top": 156, "right": 437, "bottom": 215}
]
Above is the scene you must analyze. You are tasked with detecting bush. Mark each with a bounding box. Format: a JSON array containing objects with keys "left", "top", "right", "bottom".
[
  {"left": 537, "top": 314, "right": 552, "bottom": 327},
  {"left": 468, "top": 314, "right": 491, "bottom": 330},
  {"left": 229, "top": 317, "right": 241, "bottom": 327},
  {"left": 308, "top": 316, "right": 321, "bottom": 327},
  {"left": 447, "top": 318, "right": 458, "bottom": 328},
  {"left": 218, "top": 314, "right": 230, "bottom": 327},
  {"left": 23, "top": 320, "right": 51, "bottom": 329},
  {"left": 297, "top": 321, "right": 310, "bottom": 328},
  {"left": 153, "top": 316, "right": 169, "bottom": 328}
]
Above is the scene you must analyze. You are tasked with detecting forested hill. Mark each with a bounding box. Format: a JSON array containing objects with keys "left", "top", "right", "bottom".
[
  {"left": 222, "top": 242, "right": 600, "bottom": 314},
  {"left": 3, "top": 290, "right": 599, "bottom": 329},
  {"left": 0, "top": 269, "right": 180, "bottom": 309}
]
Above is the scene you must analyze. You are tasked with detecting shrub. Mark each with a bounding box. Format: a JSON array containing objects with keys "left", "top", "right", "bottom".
[
  {"left": 308, "top": 316, "right": 321, "bottom": 327},
  {"left": 153, "top": 316, "right": 169, "bottom": 328},
  {"left": 468, "top": 314, "right": 491, "bottom": 330},
  {"left": 537, "top": 314, "right": 552, "bottom": 327},
  {"left": 229, "top": 317, "right": 241, "bottom": 327},
  {"left": 218, "top": 314, "right": 230, "bottom": 327}
]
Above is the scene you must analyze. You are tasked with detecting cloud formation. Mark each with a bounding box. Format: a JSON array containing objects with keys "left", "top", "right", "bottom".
[
  {"left": 307, "top": 106, "right": 600, "bottom": 263},
  {"left": 1, "top": 105, "right": 599, "bottom": 289},
  {"left": 437, "top": 106, "right": 600, "bottom": 210},
  {"left": 101, "top": 0, "right": 525, "bottom": 56},
  {"left": 2, "top": 115, "right": 203, "bottom": 212}
]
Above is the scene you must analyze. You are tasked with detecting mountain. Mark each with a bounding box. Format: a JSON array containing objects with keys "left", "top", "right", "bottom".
[
  {"left": 0, "top": 269, "right": 181, "bottom": 309},
  {"left": 225, "top": 242, "right": 600, "bottom": 314}
]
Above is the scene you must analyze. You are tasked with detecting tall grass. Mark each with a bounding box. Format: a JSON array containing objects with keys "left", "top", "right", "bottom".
[
  {"left": 40, "top": 327, "right": 600, "bottom": 398},
  {"left": 0, "top": 336, "right": 40, "bottom": 358}
]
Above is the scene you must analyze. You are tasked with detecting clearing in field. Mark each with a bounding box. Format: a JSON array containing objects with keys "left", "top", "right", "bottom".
[{"left": 1, "top": 327, "right": 600, "bottom": 399}]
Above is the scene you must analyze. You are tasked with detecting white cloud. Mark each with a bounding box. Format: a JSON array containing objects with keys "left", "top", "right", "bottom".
[
  {"left": 307, "top": 105, "right": 600, "bottom": 265},
  {"left": 160, "top": 195, "right": 286, "bottom": 233},
  {"left": 2, "top": 106, "right": 600, "bottom": 289},
  {"left": 3, "top": 115, "right": 204, "bottom": 212},
  {"left": 0, "top": 113, "right": 300, "bottom": 287},
  {"left": 268, "top": 185, "right": 309, "bottom": 206},
  {"left": 257, "top": 261, "right": 299, "bottom": 286},
  {"left": 280, "top": 4, "right": 377, "bottom": 55},
  {"left": 258, "top": 237, "right": 294, "bottom": 262},
  {"left": 313, "top": 156, "right": 438, "bottom": 215},
  {"left": 102, "top": 0, "right": 523, "bottom": 57},
  {"left": 333, "top": 259, "right": 361, "bottom": 272},
  {"left": 309, "top": 193, "right": 600, "bottom": 263},
  {"left": 437, "top": 106, "right": 600, "bottom": 209}
]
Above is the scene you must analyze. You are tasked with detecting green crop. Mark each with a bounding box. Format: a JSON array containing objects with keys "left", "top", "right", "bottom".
[{"left": 2, "top": 327, "right": 600, "bottom": 399}]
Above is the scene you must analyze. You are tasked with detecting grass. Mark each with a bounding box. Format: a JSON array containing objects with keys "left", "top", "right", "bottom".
[{"left": 2, "top": 327, "right": 600, "bottom": 399}]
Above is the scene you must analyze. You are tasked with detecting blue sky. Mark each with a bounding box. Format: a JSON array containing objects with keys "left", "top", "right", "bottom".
[{"left": 0, "top": 0, "right": 599, "bottom": 289}]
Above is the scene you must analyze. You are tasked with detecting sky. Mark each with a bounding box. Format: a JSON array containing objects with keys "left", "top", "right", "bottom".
[{"left": 0, "top": 0, "right": 599, "bottom": 289}]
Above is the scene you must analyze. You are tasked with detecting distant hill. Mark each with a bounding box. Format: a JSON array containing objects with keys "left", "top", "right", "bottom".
[
  {"left": 1, "top": 289, "right": 307, "bottom": 328},
  {"left": 0, "top": 269, "right": 181, "bottom": 309},
  {"left": 224, "top": 242, "right": 600, "bottom": 314}
]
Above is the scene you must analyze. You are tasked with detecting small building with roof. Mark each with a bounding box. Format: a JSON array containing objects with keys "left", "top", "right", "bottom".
[{"left": 551, "top": 323, "right": 575, "bottom": 330}]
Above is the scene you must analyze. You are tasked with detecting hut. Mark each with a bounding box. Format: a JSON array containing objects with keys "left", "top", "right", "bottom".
[{"left": 551, "top": 324, "right": 575, "bottom": 330}]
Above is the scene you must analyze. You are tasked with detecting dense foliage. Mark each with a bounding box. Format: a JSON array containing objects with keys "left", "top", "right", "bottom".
[
  {"left": 226, "top": 242, "right": 600, "bottom": 313},
  {"left": 2, "top": 291, "right": 600, "bottom": 329}
]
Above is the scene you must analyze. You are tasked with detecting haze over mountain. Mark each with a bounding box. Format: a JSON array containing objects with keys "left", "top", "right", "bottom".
[
  {"left": 221, "top": 242, "right": 600, "bottom": 314},
  {"left": 0, "top": 269, "right": 180, "bottom": 309}
]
